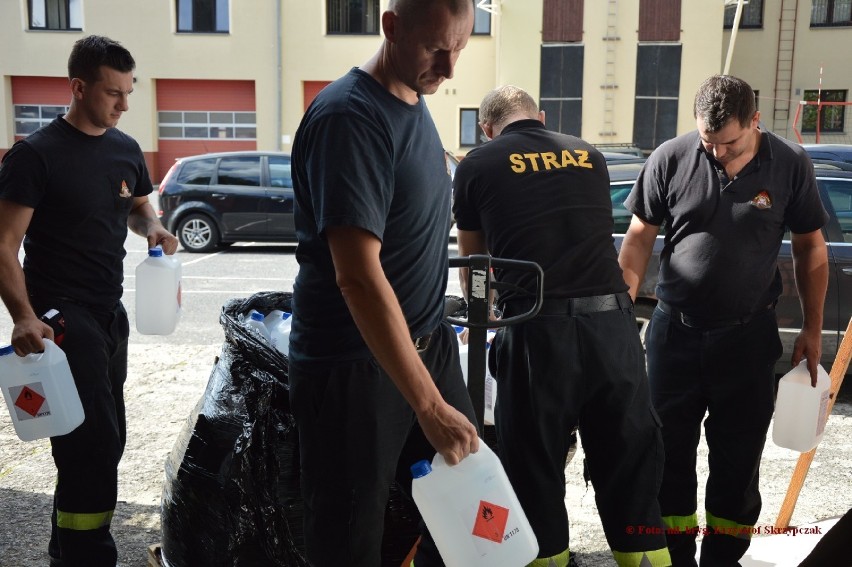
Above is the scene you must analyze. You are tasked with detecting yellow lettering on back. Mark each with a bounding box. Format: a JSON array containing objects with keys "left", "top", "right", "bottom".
[
  {"left": 524, "top": 153, "right": 542, "bottom": 172},
  {"left": 561, "top": 150, "right": 579, "bottom": 168},
  {"left": 575, "top": 150, "right": 593, "bottom": 168},
  {"left": 509, "top": 154, "right": 526, "bottom": 173},
  {"left": 540, "top": 152, "right": 560, "bottom": 170}
]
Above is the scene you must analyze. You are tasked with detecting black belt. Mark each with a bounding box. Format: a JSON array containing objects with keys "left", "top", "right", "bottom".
[
  {"left": 412, "top": 331, "right": 434, "bottom": 353},
  {"left": 506, "top": 292, "right": 632, "bottom": 316},
  {"left": 657, "top": 300, "right": 774, "bottom": 329}
]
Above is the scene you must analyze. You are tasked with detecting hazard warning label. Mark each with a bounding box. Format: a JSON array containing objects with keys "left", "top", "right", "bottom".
[
  {"left": 12, "top": 384, "right": 47, "bottom": 419},
  {"left": 471, "top": 500, "right": 509, "bottom": 543}
]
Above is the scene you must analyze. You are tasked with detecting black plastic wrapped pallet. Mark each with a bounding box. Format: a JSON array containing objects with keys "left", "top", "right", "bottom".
[{"left": 159, "top": 291, "right": 422, "bottom": 567}]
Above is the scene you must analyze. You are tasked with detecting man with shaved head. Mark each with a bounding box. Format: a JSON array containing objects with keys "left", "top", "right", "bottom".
[{"left": 288, "top": 1, "right": 478, "bottom": 565}]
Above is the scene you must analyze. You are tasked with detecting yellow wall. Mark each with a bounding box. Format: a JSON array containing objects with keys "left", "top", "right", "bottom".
[
  {"left": 2, "top": 0, "right": 849, "bottom": 155},
  {"left": 0, "top": 0, "right": 280, "bottom": 151}
]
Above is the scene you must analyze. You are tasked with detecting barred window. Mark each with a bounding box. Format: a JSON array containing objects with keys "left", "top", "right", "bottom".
[{"left": 802, "top": 90, "right": 847, "bottom": 133}]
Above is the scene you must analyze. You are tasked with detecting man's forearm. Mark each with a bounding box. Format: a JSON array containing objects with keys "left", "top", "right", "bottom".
[
  {"left": 127, "top": 200, "right": 162, "bottom": 238},
  {"left": 792, "top": 236, "right": 828, "bottom": 333},
  {"left": 0, "top": 251, "right": 36, "bottom": 323}
]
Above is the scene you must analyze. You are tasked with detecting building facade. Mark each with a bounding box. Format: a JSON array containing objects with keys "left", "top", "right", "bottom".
[{"left": 0, "top": 0, "right": 849, "bottom": 182}]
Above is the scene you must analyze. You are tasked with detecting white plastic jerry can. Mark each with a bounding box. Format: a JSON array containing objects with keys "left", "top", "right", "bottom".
[
  {"left": 410, "top": 441, "right": 539, "bottom": 567},
  {"left": 456, "top": 327, "right": 498, "bottom": 426},
  {"left": 135, "top": 246, "right": 182, "bottom": 335},
  {"left": 772, "top": 359, "right": 831, "bottom": 452},
  {"left": 0, "top": 340, "right": 85, "bottom": 441}
]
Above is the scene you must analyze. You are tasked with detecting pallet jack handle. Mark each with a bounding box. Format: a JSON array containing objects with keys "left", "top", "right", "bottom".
[{"left": 447, "top": 254, "right": 544, "bottom": 435}]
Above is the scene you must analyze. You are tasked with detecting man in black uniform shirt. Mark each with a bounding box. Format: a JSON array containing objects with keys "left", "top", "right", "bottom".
[
  {"left": 0, "top": 36, "right": 177, "bottom": 567},
  {"left": 453, "top": 85, "right": 671, "bottom": 567},
  {"left": 619, "top": 75, "right": 828, "bottom": 566}
]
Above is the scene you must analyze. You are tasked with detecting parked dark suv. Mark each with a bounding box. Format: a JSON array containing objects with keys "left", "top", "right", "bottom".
[{"left": 158, "top": 151, "right": 294, "bottom": 252}]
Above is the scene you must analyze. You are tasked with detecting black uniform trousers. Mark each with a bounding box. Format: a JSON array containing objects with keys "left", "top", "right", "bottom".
[
  {"left": 496, "top": 297, "right": 668, "bottom": 559},
  {"left": 646, "top": 305, "right": 781, "bottom": 566},
  {"left": 29, "top": 297, "right": 129, "bottom": 567},
  {"left": 289, "top": 321, "right": 478, "bottom": 567}
]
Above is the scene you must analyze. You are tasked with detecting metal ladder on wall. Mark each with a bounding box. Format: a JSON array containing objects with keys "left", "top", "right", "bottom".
[
  {"left": 600, "top": 0, "right": 619, "bottom": 138},
  {"left": 772, "top": 0, "right": 799, "bottom": 136}
]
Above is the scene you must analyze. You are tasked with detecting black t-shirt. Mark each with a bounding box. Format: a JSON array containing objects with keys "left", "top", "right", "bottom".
[
  {"left": 625, "top": 129, "right": 828, "bottom": 318},
  {"left": 453, "top": 119, "right": 627, "bottom": 302},
  {"left": 289, "top": 68, "right": 452, "bottom": 364},
  {"left": 0, "top": 117, "right": 153, "bottom": 309}
]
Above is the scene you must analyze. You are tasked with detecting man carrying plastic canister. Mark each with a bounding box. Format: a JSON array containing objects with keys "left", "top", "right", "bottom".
[
  {"left": 453, "top": 85, "right": 671, "bottom": 567},
  {"left": 618, "top": 75, "right": 828, "bottom": 566},
  {"left": 287, "top": 1, "right": 479, "bottom": 565},
  {"left": 0, "top": 36, "right": 177, "bottom": 567}
]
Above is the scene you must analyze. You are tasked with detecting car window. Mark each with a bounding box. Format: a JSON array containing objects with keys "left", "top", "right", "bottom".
[
  {"left": 821, "top": 178, "right": 852, "bottom": 243},
  {"left": 218, "top": 156, "right": 261, "bottom": 187},
  {"left": 177, "top": 158, "right": 217, "bottom": 185},
  {"left": 269, "top": 155, "right": 293, "bottom": 188},
  {"left": 610, "top": 183, "right": 634, "bottom": 234}
]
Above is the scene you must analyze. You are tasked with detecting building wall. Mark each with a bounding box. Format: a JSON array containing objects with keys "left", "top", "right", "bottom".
[
  {"left": 0, "top": 0, "right": 279, "bottom": 172},
  {"left": 2, "top": 0, "right": 849, "bottom": 175},
  {"left": 725, "top": 0, "right": 852, "bottom": 143}
]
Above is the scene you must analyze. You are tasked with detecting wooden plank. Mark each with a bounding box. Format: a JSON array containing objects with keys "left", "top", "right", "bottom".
[
  {"left": 147, "top": 544, "right": 162, "bottom": 567},
  {"left": 775, "top": 317, "right": 852, "bottom": 529}
]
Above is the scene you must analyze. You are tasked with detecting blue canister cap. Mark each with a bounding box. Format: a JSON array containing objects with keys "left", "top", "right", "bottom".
[
  {"left": 410, "top": 459, "right": 432, "bottom": 479},
  {"left": 148, "top": 247, "right": 164, "bottom": 257},
  {"left": 282, "top": 312, "right": 292, "bottom": 321},
  {"left": 0, "top": 345, "right": 14, "bottom": 356},
  {"left": 249, "top": 310, "right": 265, "bottom": 321}
]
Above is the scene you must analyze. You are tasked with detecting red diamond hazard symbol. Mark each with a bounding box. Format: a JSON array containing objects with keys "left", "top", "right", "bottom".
[
  {"left": 471, "top": 500, "right": 509, "bottom": 543},
  {"left": 15, "top": 386, "right": 46, "bottom": 417}
]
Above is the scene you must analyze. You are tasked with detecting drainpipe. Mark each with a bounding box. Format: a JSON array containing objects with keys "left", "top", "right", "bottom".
[
  {"left": 723, "top": 0, "right": 745, "bottom": 75},
  {"left": 276, "top": 0, "right": 283, "bottom": 151}
]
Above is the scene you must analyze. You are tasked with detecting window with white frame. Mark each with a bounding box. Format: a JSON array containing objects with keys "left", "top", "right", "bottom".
[
  {"left": 327, "top": 0, "right": 380, "bottom": 34},
  {"left": 811, "top": 0, "right": 852, "bottom": 26},
  {"left": 158, "top": 111, "right": 256, "bottom": 139},
  {"left": 28, "top": 0, "right": 82, "bottom": 31},
  {"left": 177, "top": 0, "right": 229, "bottom": 33},
  {"left": 14, "top": 104, "right": 69, "bottom": 136},
  {"left": 460, "top": 108, "right": 485, "bottom": 147}
]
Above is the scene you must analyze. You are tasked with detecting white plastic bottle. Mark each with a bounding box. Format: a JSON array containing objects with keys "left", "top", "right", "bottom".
[
  {"left": 772, "top": 359, "right": 832, "bottom": 452},
  {"left": 456, "top": 327, "right": 498, "bottom": 426},
  {"left": 244, "top": 309, "right": 271, "bottom": 343},
  {"left": 0, "top": 340, "right": 85, "bottom": 442},
  {"left": 267, "top": 312, "right": 292, "bottom": 356},
  {"left": 411, "top": 441, "right": 538, "bottom": 567},
  {"left": 136, "top": 246, "right": 182, "bottom": 335},
  {"left": 263, "top": 309, "right": 285, "bottom": 331}
]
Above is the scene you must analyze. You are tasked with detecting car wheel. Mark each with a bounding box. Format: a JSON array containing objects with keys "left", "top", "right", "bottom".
[
  {"left": 177, "top": 214, "right": 219, "bottom": 253},
  {"left": 634, "top": 301, "right": 656, "bottom": 349}
]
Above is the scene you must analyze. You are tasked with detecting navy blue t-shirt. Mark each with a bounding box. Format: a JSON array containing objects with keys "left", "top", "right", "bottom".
[
  {"left": 0, "top": 117, "right": 153, "bottom": 309},
  {"left": 289, "top": 68, "right": 452, "bottom": 363}
]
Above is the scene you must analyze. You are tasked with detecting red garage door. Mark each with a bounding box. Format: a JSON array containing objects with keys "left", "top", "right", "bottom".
[
  {"left": 10, "top": 76, "right": 70, "bottom": 142},
  {"left": 156, "top": 79, "right": 257, "bottom": 182}
]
